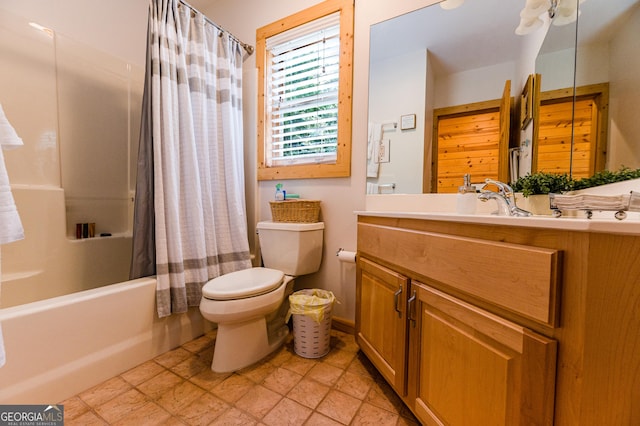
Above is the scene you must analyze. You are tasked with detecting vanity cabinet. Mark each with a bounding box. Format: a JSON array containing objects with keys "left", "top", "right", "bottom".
[{"left": 356, "top": 214, "right": 640, "bottom": 425}]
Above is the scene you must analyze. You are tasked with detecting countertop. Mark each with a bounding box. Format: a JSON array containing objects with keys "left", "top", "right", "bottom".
[{"left": 355, "top": 210, "right": 640, "bottom": 236}]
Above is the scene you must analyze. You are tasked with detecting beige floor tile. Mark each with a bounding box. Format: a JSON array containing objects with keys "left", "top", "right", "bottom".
[
  {"left": 156, "top": 380, "right": 206, "bottom": 414},
  {"left": 209, "top": 407, "right": 257, "bottom": 425},
  {"left": 59, "top": 396, "right": 90, "bottom": 420},
  {"left": 170, "top": 355, "right": 209, "bottom": 380},
  {"left": 237, "top": 359, "right": 277, "bottom": 383},
  {"left": 281, "top": 354, "right": 318, "bottom": 376},
  {"left": 181, "top": 333, "right": 215, "bottom": 354},
  {"left": 137, "top": 370, "right": 184, "bottom": 400},
  {"left": 262, "top": 367, "right": 303, "bottom": 395},
  {"left": 262, "top": 397, "right": 312, "bottom": 426},
  {"left": 333, "top": 371, "right": 374, "bottom": 400},
  {"left": 65, "top": 410, "right": 108, "bottom": 425},
  {"left": 188, "top": 367, "right": 231, "bottom": 391},
  {"left": 322, "top": 348, "right": 356, "bottom": 370},
  {"left": 351, "top": 402, "right": 399, "bottom": 426},
  {"left": 305, "top": 362, "right": 344, "bottom": 387},
  {"left": 79, "top": 376, "right": 132, "bottom": 408},
  {"left": 304, "top": 412, "right": 344, "bottom": 426},
  {"left": 365, "top": 380, "right": 404, "bottom": 414},
  {"left": 287, "top": 378, "right": 330, "bottom": 409},
  {"left": 95, "top": 388, "right": 149, "bottom": 423},
  {"left": 316, "top": 390, "right": 362, "bottom": 425},
  {"left": 347, "top": 353, "right": 381, "bottom": 379},
  {"left": 235, "top": 384, "right": 282, "bottom": 419},
  {"left": 177, "top": 392, "right": 229, "bottom": 426},
  {"left": 63, "top": 330, "right": 421, "bottom": 426},
  {"left": 210, "top": 374, "right": 256, "bottom": 404},
  {"left": 154, "top": 347, "right": 193, "bottom": 369},
  {"left": 111, "top": 401, "right": 172, "bottom": 426},
  {"left": 121, "top": 360, "right": 166, "bottom": 386}
]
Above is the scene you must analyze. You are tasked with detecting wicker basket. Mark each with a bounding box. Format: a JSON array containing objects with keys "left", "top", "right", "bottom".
[{"left": 269, "top": 200, "right": 321, "bottom": 223}]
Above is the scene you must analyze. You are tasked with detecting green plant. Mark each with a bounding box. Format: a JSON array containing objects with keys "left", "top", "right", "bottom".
[
  {"left": 571, "top": 166, "right": 640, "bottom": 190},
  {"left": 512, "top": 172, "right": 573, "bottom": 197},
  {"left": 512, "top": 167, "right": 640, "bottom": 197}
]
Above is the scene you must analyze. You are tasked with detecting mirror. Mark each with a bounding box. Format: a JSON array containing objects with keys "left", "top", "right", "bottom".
[{"left": 367, "top": 0, "right": 640, "bottom": 194}]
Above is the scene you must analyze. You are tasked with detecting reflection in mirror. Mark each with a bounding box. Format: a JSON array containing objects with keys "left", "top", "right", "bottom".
[
  {"left": 574, "top": 0, "right": 640, "bottom": 174},
  {"left": 533, "top": 0, "right": 640, "bottom": 179},
  {"left": 367, "top": 0, "right": 639, "bottom": 194},
  {"left": 367, "top": 0, "right": 536, "bottom": 194}
]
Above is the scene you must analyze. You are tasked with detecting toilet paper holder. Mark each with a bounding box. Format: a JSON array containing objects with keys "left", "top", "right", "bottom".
[{"left": 336, "top": 248, "right": 357, "bottom": 263}]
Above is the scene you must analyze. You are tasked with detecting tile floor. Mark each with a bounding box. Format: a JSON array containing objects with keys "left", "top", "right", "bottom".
[{"left": 61, "top": 329, "right": 420, "bottom": 425}]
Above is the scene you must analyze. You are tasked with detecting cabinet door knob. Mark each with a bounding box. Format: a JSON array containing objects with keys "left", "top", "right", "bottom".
[{"left": 394, "top": 287, "right": 403, "bottom": 318}]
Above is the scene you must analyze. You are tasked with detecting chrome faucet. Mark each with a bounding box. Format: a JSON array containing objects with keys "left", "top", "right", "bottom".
[{"left": 478, "top": 179, "right": 532, "bottom": 217}]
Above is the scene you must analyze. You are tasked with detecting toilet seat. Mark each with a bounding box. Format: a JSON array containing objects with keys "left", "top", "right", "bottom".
[{"left": 202, "top": 267, "right": 284, "bottom": 301}]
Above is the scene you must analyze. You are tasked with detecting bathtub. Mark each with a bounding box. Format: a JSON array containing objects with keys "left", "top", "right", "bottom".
[{"left": 0, "top": 276, "right": 213, "bottom": 403}]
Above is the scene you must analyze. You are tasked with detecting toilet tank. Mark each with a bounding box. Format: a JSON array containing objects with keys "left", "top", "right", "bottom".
[{"left": 256, "top": 221, "right": 324, "bottom": 276}]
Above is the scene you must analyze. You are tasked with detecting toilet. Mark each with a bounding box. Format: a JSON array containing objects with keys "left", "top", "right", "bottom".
[{"left": 199, "top": 220, "right": 324, "bottom": 372}]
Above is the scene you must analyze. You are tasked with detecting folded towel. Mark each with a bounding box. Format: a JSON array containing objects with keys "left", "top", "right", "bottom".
[{"left": 551, "top": 193, "right": 631, "bottom": 211}]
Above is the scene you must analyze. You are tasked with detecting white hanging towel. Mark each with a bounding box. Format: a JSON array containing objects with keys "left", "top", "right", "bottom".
[
  {"left": 0, "top": 104, "right": 24, "bottom": 244},
  {"left": 367, "top": 123, "right": 382, "bottom": 178},
  {"left": 0, "top": 103, "right": 25, "bottom": 368}
]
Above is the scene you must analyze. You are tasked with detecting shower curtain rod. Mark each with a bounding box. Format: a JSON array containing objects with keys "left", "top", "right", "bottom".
[{"left": 177, "top": 0, "right": 255, "bottom": 55}]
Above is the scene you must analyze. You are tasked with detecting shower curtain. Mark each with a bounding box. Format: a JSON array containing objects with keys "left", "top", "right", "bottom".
[{"left": 131, "top": 0, "right": 252, "bottom": 318}]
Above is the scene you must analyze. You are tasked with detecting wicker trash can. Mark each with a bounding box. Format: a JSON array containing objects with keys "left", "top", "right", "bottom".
[{"left": 288, "top": 289, "right": 335, "bottom": 358}]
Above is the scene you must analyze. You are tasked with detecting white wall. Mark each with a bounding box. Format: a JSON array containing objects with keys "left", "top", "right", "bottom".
[
  {"left": 607, "top": 6, "right": 640, "bottom": 171},
  {"left": 369, "top": 49, "right": 427, "bottom": 195}
]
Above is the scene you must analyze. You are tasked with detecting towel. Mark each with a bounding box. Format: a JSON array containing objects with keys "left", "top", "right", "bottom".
[
  {"left": 0, "top": 104, "right": 24, "bottom": 245},
  {"left": 367, "top": 123, "right": 382, "bottom": 178},
  {"left": 0, "top": 103, "right": 24, "bottom": 149},
  {"left": 366, "top": 182, "right": 379, "bottom": 194},
  {"left": 0, "top": 103, "right": 25, "bottom": 369}
]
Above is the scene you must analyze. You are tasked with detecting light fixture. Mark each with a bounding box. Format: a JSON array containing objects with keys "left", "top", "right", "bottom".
[
  {"left": 520, "top": 0, "right": 551, "bottom": 18},
  {"left": 439, "top": 0, "right": 464, "bottom": 10},
  {"left": 552, "top": 0, "right": 581, "bottom": 26},
  {"left": 515, "top": 16, "right": 544, "bottom": 35},
  {"left": 515, "top": 0, "right": 583, "bottom": 34},
  {"left": 28, "top": 22, "right": 54, "bottom": 38}
]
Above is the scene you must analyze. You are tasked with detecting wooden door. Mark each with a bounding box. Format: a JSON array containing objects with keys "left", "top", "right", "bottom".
[
  {"left": 356, "top": 257, "right": 409, "bottom": 395},
  {"left": 409, "top": 282, "right": 557, "bottom": 426},
  {"left": 432, "top": 80, "right": 511, "bottom": 193}
]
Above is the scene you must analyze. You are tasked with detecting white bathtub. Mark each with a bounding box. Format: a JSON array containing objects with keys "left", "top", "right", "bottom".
[{"left": 0, "top": 277, "right": 213, "bottom": 403}]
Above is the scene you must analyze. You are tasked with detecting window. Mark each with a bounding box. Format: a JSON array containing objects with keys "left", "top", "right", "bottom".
[{"left": 257, "top": 0, "right": 354, "bottom": 180}]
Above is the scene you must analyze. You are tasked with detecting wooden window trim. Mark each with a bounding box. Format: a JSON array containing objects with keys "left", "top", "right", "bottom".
[{"left": 256, "top": 0, "right": 354, "bottom": 181}]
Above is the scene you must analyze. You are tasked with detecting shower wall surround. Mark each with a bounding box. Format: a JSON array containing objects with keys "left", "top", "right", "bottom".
[{"left": 0, "top": 5, "right": 145, "bottom": 306}]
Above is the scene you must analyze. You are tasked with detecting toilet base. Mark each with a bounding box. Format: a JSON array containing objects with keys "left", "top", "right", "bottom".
[{"left": 211, "top": 316, "right": 289, "bottom": 373}]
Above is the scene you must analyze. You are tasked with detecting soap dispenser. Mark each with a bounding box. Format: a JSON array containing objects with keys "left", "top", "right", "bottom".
[{"left": 456, "top": 174, "right": 477, "bottom": 214}]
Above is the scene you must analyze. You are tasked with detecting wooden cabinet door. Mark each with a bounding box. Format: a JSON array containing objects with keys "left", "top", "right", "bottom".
[
  {"left": 356, "top": 257, "right": 409, "bottom": 395},
  {"left": 409, "top": 282, "right": 557, "bottom": 426}
]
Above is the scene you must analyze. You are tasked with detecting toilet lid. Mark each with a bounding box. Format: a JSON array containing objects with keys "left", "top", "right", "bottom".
[{"left": 202, "top": 267, "right": 284, "bottom": 300}]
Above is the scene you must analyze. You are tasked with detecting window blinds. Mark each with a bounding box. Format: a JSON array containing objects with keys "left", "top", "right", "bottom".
[{"left": 265, "top": 12, "right": 341, "bottom": 166}]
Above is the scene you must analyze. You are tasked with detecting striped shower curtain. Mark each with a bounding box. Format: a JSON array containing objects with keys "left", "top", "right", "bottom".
[{"left": 131, "top": 0, "right": 251, "bottom": 318}]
